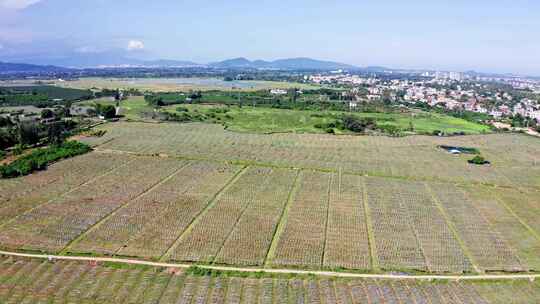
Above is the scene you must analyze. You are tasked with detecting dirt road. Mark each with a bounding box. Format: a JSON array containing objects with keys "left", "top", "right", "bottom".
[{"left": 0, "top": 250, "right": 537, "bottom": 281}]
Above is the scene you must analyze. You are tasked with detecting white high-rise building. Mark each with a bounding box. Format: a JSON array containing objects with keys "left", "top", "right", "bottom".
[{"left": 449, "top": 72, "right": 463, "bottom": 81}]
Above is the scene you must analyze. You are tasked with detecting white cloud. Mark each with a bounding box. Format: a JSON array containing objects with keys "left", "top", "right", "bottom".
[
  {"left": 127, "top": 40, "right": 144, "bottom": 51},
  {"left": 0, "top": 0, "right": 43, "bottom": 10}
]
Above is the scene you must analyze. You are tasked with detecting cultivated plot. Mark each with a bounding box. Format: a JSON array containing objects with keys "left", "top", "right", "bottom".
[
  {"left": 69, "top": 161, "right": 241, "bottom": 258},
  {"left": 0, "top": 152, "right": 129, "bottom": 225},
  {"left": 323, "top": 173, "right": 371, "bottom": 270},
  {"left": 428, "top": 183, "right": 523, "bottom": 272},
  {"left": 0, "top": 156, "right": 185, "bottom": 252},
  {"left": 169, "top": 167, "right": 297, "bottom": 265},
  {"left": 269, "top": 170, "right": 332, "bottom": 268}
]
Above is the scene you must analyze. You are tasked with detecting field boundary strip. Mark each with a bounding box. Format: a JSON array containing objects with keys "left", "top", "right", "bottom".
[{"left": 0, "top": 250, "right": 538, "bottom": 281}]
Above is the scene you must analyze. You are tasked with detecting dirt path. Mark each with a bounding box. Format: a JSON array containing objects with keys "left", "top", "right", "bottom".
[{"left": 0, "top": 250, "right": 537, "bottom": 281}]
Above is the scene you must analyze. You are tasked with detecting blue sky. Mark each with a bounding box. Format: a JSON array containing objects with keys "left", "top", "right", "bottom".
[{"left": 0, "top": 0, "right": 539, "bottom": 75}]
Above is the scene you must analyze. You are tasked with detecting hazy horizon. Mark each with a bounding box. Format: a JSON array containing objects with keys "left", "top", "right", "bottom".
[{"left": 1, "top": 0, "right": 539, "bottom": 75}]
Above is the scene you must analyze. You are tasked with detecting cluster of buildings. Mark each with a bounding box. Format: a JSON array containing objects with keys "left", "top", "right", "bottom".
[
  {"left": 308, "top": 73, "right": 540, "bottom": 122},
  {"left": 309, "top": 74, "right": 377, "bottom": 85}
]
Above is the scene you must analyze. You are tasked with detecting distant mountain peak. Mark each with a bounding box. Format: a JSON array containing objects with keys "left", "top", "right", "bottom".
[{"left": 210, "top": 57, "right": 357, "bottom": 70}]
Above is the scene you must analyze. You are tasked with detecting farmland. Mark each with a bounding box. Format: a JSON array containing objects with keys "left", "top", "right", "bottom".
[
  {"left": 82, "top": 122, "right": 540, "bottom": 188},
  {"left": 0, "top": 122, "right": 538, "bottom": 277},
  {"left": 0, "top": 256, "right": 538, "bottom": 303}
]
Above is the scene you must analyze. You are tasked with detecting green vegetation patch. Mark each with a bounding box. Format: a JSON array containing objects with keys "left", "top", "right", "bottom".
[
  {"left": 0, "top": 85, "right": 94, "bottom": 107},
  {"left": 185, "top": 266, "right": 317, "bottom": 280},
  {"left": 468, "top": 155, "right": 491, "bottom": 165},
  {"left": 94, "top": 95, "right": 491, "bottom": 136},
  {"left": 0, "top": 141, "right": 92, "bottom": 178},
  {"left": 160, "top": 104, "right": 490, "bottom": 136}
]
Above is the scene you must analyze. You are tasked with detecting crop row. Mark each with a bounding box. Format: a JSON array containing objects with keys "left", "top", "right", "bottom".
[{"left": 1, "top": 257, "right": 539, "bottom": 303}]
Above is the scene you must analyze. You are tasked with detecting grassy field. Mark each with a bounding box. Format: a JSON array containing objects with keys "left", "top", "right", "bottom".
[
  {"left": 0, "top": 122, "right": 538, "bottom": 276},
  {"left": 55, "top": 77, "right": 320, "bottom": 92},
  {"left": 1, "top": 257, "right": 538, "bottom": 304},
  {"left": 83, "top": 97, "right": 491, "bottom": 135},
  {"left": 165, "top": 104, "right": 491, "bottom": 135}
]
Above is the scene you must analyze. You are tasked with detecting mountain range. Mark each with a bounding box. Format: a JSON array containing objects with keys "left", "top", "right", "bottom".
[
  {"left": 0, "top": 55, "right": 358, "bottom": 71},
  {"left": 0, "top": 62, "right": 70, "bottom": 74}
]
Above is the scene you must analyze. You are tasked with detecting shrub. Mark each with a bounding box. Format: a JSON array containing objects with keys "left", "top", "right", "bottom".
[
  {"left": 176, "top": 107, "right": 189, "bottom": 113},
  {"left": 13, "top": 144, "right": 24, "bottom": 156},
  {"left": 96, "top": 104, "right": 116, "bottom": 119},
  {"left": 325, "top": 128, "right": 335, "bottom": 134},
  {"left": 41, "top": 109, "right": 54, "bottom": 119},
  {"left": 378, "top": 124, "right": 402, "bottom": 136},
  {"left": 0, "top": 150, "right": 5, "bottom": 161},
  {"left": 468, "top": 155, "right": 490, "bottom": 165},
  {"left": 209, "top": 108, "right": 229, "bottom": 114},
  {"left": 342, "top": 116, "right": 376, "bottom": 133}
]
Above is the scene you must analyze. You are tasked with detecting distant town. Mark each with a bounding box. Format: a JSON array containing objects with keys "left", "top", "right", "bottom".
[{"left": 308, "top": 71, "right": 540, "bottom": 131}]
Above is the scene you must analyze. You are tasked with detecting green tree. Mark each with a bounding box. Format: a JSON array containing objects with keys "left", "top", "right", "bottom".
[
  {"left": 17, "top": 121, "right": 41, "bottom": 146},
  {"left": 41, "top": 109, "right": 54, "bottom": 119},
  {"left": 342, "top": 115, "right": 376, "bottom": 133},
  {"left": 46, "top": 121, "right": 67, "bottom": 145},
  {"left": 96, "top": 104, "right": 117, "bottom": 119}
]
